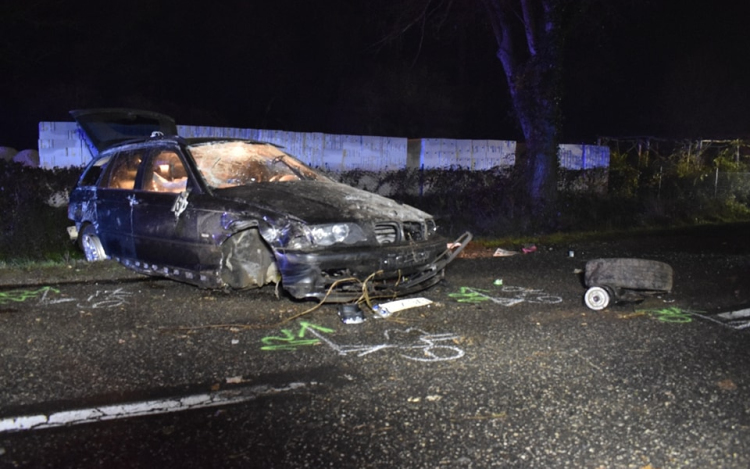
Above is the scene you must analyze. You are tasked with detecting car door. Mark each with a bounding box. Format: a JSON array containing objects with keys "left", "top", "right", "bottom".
[
  {"left": 93, "top": 149, "right": 144, "bottom": 260},
  {"left": 130, "top": 147, "right": 204, "bottom": 271}
]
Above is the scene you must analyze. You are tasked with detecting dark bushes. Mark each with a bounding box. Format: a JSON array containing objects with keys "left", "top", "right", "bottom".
[
  {"left": 1, "top": 158, "right": 748, "bottom": 263},
  {"left": 0, "top": 160, "right": 80, "bottom": 263}
]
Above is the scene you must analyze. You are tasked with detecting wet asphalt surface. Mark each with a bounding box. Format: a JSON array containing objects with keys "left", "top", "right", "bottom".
[{"left": 0, "top": 223, "right": 749, "bottom": 468}]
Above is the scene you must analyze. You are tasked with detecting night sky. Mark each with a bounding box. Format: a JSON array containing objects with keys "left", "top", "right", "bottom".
[{"left": 2, "top": 0, "right": 750, "bottom": 151}]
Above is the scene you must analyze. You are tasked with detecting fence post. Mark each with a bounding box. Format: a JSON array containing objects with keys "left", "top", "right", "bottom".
[
  {"left": 715, "top": 167, "right": 719, "bottom": 198},
  {"left": 419, "top": 165, "right": 424, "bottom": 198},
  {"left": 658, "top": 166, "right": 663, "bottom": 199},
  {"left": 736, "top": 142, "right": 741, "bottom": 165}
]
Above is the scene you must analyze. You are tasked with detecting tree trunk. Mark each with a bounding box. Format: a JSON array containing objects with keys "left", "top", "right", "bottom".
[
  {"left": 510, "top": 61, "right": 559, "bottom": 220},
  {"left": 481, "top": 0, "right": 562, "bottom": 222}
]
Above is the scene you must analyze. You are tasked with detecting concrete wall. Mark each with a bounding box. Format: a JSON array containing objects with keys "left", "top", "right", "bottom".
[
  {"left": 37, "top": 121, "right": 607, "bottom": 172},
  {"left": 407, "top": 138, "right": 516, "bottom": 170},
  {"left": 37, "top": 122, "right": 93, "bottom": 168}
]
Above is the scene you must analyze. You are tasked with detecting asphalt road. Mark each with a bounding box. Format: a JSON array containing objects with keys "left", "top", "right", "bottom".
[{"left": 1, "top": 223, "right": 749, "bottom": 468}]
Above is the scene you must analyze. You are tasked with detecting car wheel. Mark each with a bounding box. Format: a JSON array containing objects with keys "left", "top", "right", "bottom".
[
  {"left": 80, "top": 224, "right": 107, "bottom": 262},
  {"left": 584, "top": 286, "right": 611, "bottom": 311},
  {"left": 584, "top": 258, "right": 673, "bottom": 292},
  {"left": 221, "top": 229, "right": 279, "bottom": 289}
]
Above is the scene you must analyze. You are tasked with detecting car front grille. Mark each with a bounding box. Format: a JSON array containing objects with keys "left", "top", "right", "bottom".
[
  {"left": 374, "top": 221, "right": 434, "bottom": 245},
  {"left": 375, "top": 223, "right": 398, "bottom": 244}
]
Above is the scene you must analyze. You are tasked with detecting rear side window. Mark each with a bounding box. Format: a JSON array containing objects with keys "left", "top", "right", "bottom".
[
  {"left": 141, "top": 149, "right": 189, "bottom": 193},
  {"left": 101, "top": 150, "right": 144, "bottom": 190},
  {"left": 78, "top": 156, "right": 111, "bottom": 186}
]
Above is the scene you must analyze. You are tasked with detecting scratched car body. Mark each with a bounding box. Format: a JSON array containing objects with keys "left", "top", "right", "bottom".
[{"left": 67, "top": 109, "right": 469, "bottom": 302}]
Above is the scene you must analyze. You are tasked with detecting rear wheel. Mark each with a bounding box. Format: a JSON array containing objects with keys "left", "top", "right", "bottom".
[{"left": 79, "top": 224, "right": 107, "bottom": 262}]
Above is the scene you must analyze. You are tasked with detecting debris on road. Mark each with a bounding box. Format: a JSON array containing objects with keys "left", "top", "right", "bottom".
[
  {"left": 372, "top": 297, "right": 433, "bottom": 318},
  {"left": 492, "top": 248, "right": 517, "bottom": 257},
  {"left": 338, "top": 303, "right": 365, "bottom": 324}
]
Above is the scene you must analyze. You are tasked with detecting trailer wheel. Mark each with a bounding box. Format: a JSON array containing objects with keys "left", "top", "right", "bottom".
[{"left": 584, "top": 286, "right": 611, "bottom": 311}]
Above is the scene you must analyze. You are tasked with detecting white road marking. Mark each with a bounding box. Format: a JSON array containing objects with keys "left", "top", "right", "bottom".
[{"left": 0, "top": 382, "right": 309, "bottom": 433}]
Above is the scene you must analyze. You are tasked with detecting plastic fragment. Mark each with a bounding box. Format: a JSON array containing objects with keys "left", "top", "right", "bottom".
[{"left": 372, "top": 298, "right": 433, "bottom": 318}]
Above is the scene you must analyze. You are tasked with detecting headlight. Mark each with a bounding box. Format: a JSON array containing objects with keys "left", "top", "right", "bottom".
[
  {"left": 262, "top": 219, "right": 368, "bottom": 250},
  {"left": 306, "top": 223, "right": 366, "bottom": 247},
  {"left": 310, "top": 224, "right": 348, "bottom": 246}
]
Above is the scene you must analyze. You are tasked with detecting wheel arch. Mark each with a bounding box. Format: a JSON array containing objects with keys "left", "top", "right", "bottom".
[{"left": 219, "top": 227, "right": 280, "bottom": 289}]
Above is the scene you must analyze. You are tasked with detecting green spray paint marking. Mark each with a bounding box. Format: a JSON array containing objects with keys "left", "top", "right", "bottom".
[
  {"left": 642, "top": 307, "right": 694, "bottom": 323},
  {"left": 261, "top": 321, "right": 335, "bottom": 351},
  {"left": 0, "top": 287, "right": 59, "bottom": 305},
  {"left": 448, "top": 287, "right": 493, "bottom": 303}
]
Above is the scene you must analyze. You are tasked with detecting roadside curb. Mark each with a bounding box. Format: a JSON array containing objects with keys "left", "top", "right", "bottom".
[{"left": 0, "top": 261, "right": 145, "bottom": 289}]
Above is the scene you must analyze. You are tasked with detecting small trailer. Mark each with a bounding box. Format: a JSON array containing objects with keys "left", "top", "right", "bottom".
[{"left": 583, "top": 258, "right": 674, "bottom": 310}]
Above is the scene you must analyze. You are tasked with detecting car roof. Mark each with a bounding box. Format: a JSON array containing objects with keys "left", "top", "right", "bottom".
[{"left": 70, "top": 108, "right": 178, "bottom": 156}]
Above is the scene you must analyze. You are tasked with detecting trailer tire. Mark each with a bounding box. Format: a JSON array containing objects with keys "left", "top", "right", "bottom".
[{"left": 584, "top": 258, "right": 673, "bottom": 292}]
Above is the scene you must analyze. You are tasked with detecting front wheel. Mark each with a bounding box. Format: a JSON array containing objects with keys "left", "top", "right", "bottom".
[
  {"left": 220, "top": 229, "right": 279, "bottom": 289},
  {"left": 79, "top": 224, "right": 107, "bottom": 262}
]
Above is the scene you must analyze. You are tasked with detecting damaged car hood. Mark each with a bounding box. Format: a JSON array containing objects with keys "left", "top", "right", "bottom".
[{"left": 214, "top": 180, "right": 430, "bottom": 224}]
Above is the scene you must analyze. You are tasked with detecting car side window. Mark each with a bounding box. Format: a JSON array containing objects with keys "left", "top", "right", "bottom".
[
  {"left": 102, "top": 151, "right": 143, "bottom": 190},
  {"left": 79, "top": 156, "right": 111, "bottom": 187},
  {"left": 142, "top": 150, "right": 189, "bottom": 193}
]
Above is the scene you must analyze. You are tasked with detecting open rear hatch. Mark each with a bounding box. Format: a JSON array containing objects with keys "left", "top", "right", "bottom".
[{"left": 70, "top": 108, "right": 178, "bottom": 156}]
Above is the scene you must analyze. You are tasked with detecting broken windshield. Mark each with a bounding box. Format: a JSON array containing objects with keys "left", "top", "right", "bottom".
[{"left": 188, "top": 141, "right": 327, "bottom": 189}]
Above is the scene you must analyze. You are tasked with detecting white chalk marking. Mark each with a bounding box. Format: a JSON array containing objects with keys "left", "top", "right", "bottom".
[
  {"left": 79, "top": 288, "right": 133, "bottom": 309},
  {"left": 692, "top": 308, "right": 750, "bottom": 330},
  {"left": 0, "top": 382, "right": 309, "bottom": 433},
  {"left": 467, "top": 288, "right": 524, "bottom": 307},
  {"left": 307, "top": 327, "right": 464, "bottom": 362},
  {"left": 717, "top": 308, "right": 750, "bottom": 320}
]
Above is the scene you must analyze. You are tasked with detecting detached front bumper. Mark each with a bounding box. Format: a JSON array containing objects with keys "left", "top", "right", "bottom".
[{"left": 277, "top": 232, "right": 472, "bottom": 302}]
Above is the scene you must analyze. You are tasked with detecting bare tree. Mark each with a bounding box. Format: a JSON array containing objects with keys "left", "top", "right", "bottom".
[
  {"left": 480, "top": 0, "right": 568, "bottom": 218},
  {"left": 378, "top": 0, "right": 577, "bottom": 220}
]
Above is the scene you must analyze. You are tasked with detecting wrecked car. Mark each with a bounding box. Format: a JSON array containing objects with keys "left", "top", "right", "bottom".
[{"left": 67, "top": 109, "right": 470, "bottom": 302}]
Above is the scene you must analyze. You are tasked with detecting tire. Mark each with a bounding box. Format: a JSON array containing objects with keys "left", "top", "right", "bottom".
[
  {"left": 79, "top": 224, "right": 107, "bottom": 262},
  {"left": 220, "top": 229, "right": 279, "bottom": 289},
  {"left": 584, "top": 286, "right": 611, "bottom": 310},
  {"left": 584, "top": 258, "right": 673, "bottom": 292}
]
